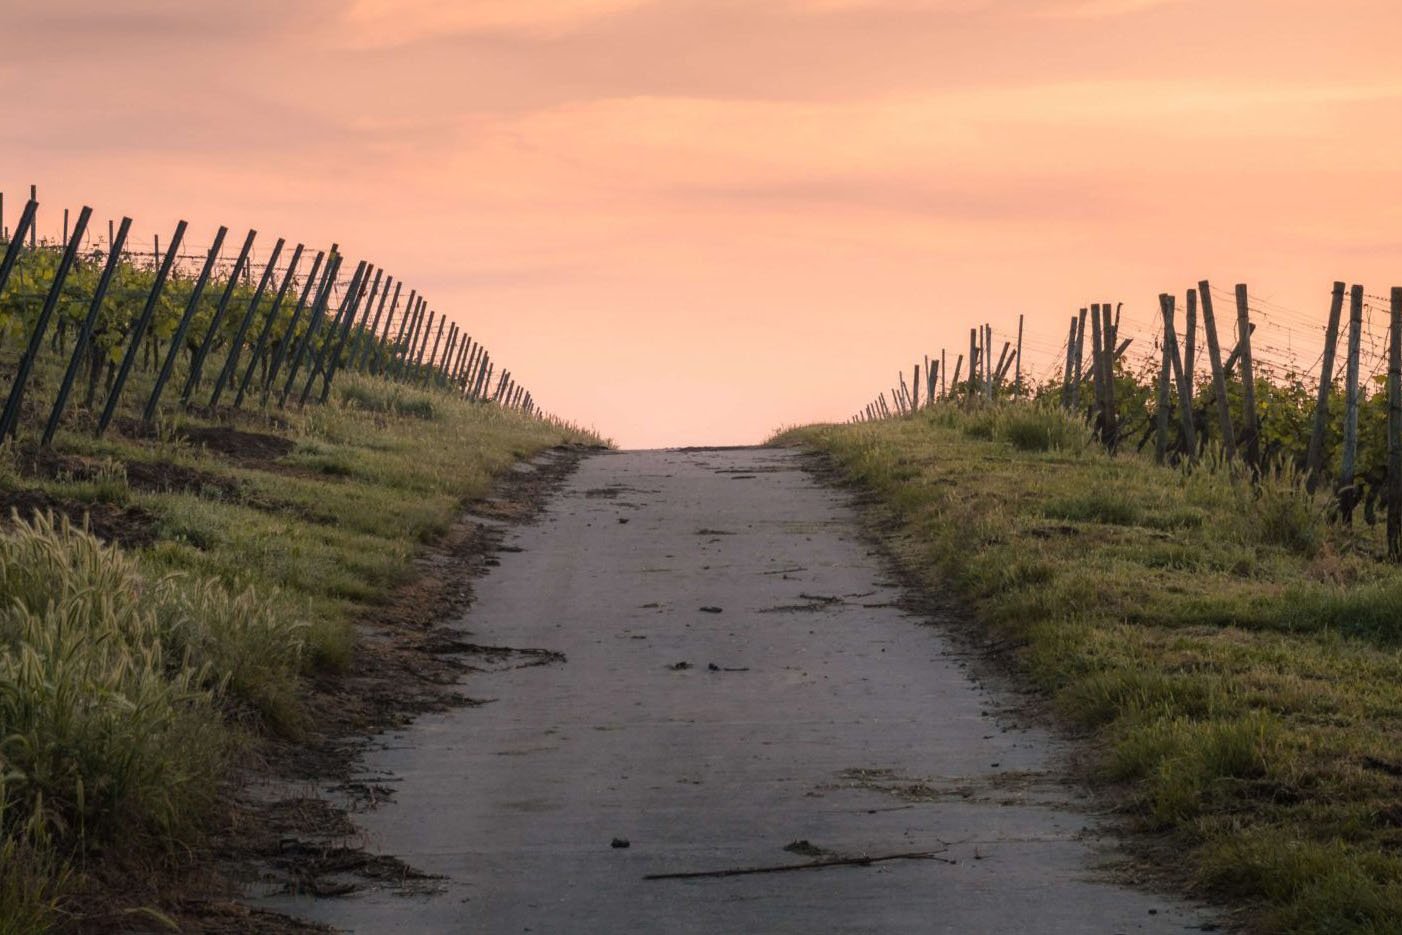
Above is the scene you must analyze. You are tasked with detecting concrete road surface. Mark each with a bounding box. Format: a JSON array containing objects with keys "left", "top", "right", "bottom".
[{"left": 267, "top": 448, "right": 1215, "bottom": 933}]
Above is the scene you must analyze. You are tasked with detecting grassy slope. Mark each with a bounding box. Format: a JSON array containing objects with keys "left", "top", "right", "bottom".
[
  {"left": 775, "top": 405, "right": 1402, "bottom": 934},
  {"left": 0, "top": 372, "right": 602, "bottom": 930}
]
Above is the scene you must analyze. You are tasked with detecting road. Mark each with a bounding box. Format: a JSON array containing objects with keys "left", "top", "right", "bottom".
[{"left": 268, "top": 447, "right": 1214, "bottom": 933}]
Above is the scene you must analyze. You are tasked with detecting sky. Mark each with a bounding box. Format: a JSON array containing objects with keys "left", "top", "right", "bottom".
[{"left": 3, "top": 0, "right": 1401, "bottom": 447}]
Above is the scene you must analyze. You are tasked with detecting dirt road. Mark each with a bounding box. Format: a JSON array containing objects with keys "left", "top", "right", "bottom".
[{"left": 267, "top": 448, "right": 1214, "bottom": 933}]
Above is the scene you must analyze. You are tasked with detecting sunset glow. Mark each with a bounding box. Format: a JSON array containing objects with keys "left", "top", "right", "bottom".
[{"left": 5, "top": 0, "right": 1400, "bottom": 445}]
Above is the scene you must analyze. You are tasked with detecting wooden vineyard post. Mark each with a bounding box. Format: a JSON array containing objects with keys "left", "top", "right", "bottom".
[
  {"left": 928, "top": 360, "right": 938, "bottom": 406},
  {"left": 263, "top": 250, "right": 328, "bottom": 399},
  {"left": 1339, "top": 285, "right": 1364, "bottom": 524},
  {"left": 993, "top": 341, "right": 1010, "bottom": 392},
  {"left": 234, "top": 245, "right": 306, "bottom": 408},
  {"left": 951, "top": 354, "right": 963, "bottom": 395},
  {"left": 984, "top": 324, "right": 994, "bottom": 400},
  {"left": 940, "top": 349, "right": 947, "bottom": 399},
  {"left": 968, "top": 329, "right": 978, "bottom": 399},
  {"left": 43, "top": 217, "right": 131, "bottom": 446},
  {"left": 279, "top": 254, "right": 343, "bottom": 407},
  {"left": 1102, "top": 301, "right": 1118, "bottom": 451},
  {"left": 210, "top": 238, "right": 286, "bottom": 408},
  {"left": 301, "top": 261, "right": 368, "bottom": 407},
  {"left": 181, "top": 230, "right": 257, "bottom": 405},
  {"left": 1089, "top": 303, "right": 1104, "bottom": 439},
  {"left": 912, "top": 364, "right": 920, "bottom": 411},
  {"left": 1162, "top": 294, "right": 1196, "bottom": 457},
  {"left": 145, "top": 227, "right": 228, "bottom": 422},
  {"left": 386, "top": 290, "right": 416, "bottom": 378},
  {"left": 97, "top": 219, "right": 186, "bottom": 436},
  {"left": 1306, "top": 282, "right": 1346, "bottom": 490},
  {"left": 1155, "top": 295, "right": 1173, "bottom": 464},
  {"left": 1184, "top": 288, "right": 1197, "bottom": 387},
  {"left": 1015, "top": 313, "right": 1024, "bottom": 396},
  {"left": 1389, "top": 287, "right": 1402, "bottom": 559},
  {"left": 1072, "top": 308, "right": 1086, "bottom": 412},
  {"left": 1235, "top": 284, "right": 1259, "bottom": 467},
  {"left": 0, "top": 206, "right": 91, "bottom": 441},
  {"left": 1198, "top": 280, "right": 1236, "bottom": 460},
  {"left": 1062, "top": 316, "right": 1077, "bottom": 410}
]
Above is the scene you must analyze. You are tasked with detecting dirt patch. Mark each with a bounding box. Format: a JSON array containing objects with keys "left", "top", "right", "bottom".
[
  {"left": 157, "top": 445, "right": 592, "bottom": 931},
  {"left": 181, "top": 426, "right": 296, "bottom": 463},
  {"left": 24, "top": 448, "right": 245, "bottom": 499},
  {"left": 108, "top": 417, "right": 297, "bottom": 465},
  {"left": 0, "top": 489, "right": 157, "bottom": 548}
]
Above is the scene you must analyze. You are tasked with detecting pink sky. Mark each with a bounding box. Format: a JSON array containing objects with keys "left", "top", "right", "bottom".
[{"left": 4, "top": 0, "right": 1400, "bottom": 446}]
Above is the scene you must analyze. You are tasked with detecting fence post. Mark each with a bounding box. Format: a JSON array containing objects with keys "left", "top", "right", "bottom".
[
  {"left": 1235, "top": 284, "right": 1259, "bottom": 466},
  {"left": 318, "top": 263, "right": 376, "bottom": 404},
  {"left": 422, "top": 315, "right": 446, "bottom": 387},
  {"left": 1305, "top": 282, "right": 1346, "bottom": 490},
  {"left": 1155, "top": 295, "right": 1173, "bottom": 464},
  {"left": 1184, "top": 288, "right": 1197, "bottom": 387},
  {"left": 475, "top": 356, "right": 492, "bottom": 401},
  {"left": 181, "top": 229, "right": 256, "bottom": 404},
  {"left": 0, "top": 200, "right": 38, "bottom": 312},
  {"left": 940, "top": 349, "right": 947, "bottom": 399},
  {"left": 96, "top": 220, "right": 187, "bottom": 436},
  {"left": 1070, "top": 308, "right": 1086, "bottom": 412},
  {"left": 1015, "top": 313, "right": 1024, "bottom": 396},
  {"left": 43, "top": 217, "right": 132, "bottom": 445},
  {"left": 279, "top": 254, "right": 343, "bottom": 407},
  {"left": 210, "top": 238, "right": 286, "bottom": 408},
  {"left": 144, "top": 227, "right": 229, "bottom": 423},
  {"left": 301, "top": 260, "right": 368, "bottom": 406},
  {"left": 1102, "top": 301, "right": 1119, "bottom": 451},
  {"left": 368, "top": 280, "right": 401, "bottom": 375},
  {"left": 1339, "top": 284, "right": 1364, "bottom": 524},
  {"left": 344, "top": 267, "right": 383, "bottom": 371},
  {"left": 262, "top": 250, "right": 327, "bottom": 398},
  {"left": 413, "top": 309, "right": 436, "bottom": 375},
  {"left": 398, "top": 298, "right": 425, "bottom": 380},
  {"left": 967, "top": 328, "right": 977, "bottom": 399},
  {"left": 387, "top": 290, "right": 417, "bottom": 377},
  {"left": 1197, "top": 280, "right": 1236, "bottom": 460},
  {"left": 0, "top": 206, "right": 92, "bottom": 441},
  {"left": 353, "top": 275, "right": 393, "bottom": 372},
  {"left": 234, "top": 243, "right": 305, "bottom": 408},
  {"left": 1089, "top": 303, "right": 1104, "bottom": 435},
  {"left": 1162, "top": 293, "right": 1196, "bottom": 458},
  {"left": 1061, "top": 317, "right": 1076, "bottom": 410},
  {"left": 1389, "top": 287, "right": 1402, "bottom": 559}
]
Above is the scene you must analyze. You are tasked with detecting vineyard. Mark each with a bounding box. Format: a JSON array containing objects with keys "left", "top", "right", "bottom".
[
  {"left": 0, "top": 189, "right": 560, "bottom": 446},
  {"left": 0, "top": 188, "right": 600, "bottom": 931},
  {"left": 781, "top": 282, "right": 1402, "bottom": 930},
  {"left": 852, "top": 281, "right": 1402, "bottom": 553}
]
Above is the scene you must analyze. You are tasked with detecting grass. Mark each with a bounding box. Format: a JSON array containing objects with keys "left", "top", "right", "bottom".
[
  {"left": 774, "top": 402, "right": 1402, "bottom": 934},
  {"left": 0, "top": 370, "right": 603, "bottom": 929}
]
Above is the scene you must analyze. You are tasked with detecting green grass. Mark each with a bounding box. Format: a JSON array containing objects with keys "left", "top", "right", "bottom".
[
  {"left": 774, "top": 403, "right": 1402, "bottom": 934},
  {"left": 0, "top": 371, "right": 603, "bottom": 929}
]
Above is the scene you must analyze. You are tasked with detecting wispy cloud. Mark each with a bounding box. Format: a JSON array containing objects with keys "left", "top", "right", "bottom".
[{"left": 333, "top": 0, "right": 653, "bottom": 46}]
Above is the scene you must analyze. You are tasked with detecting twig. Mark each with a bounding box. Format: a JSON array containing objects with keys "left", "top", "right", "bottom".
[{"left": 643, "top": 849, "right": 952, "bottom": 881}]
